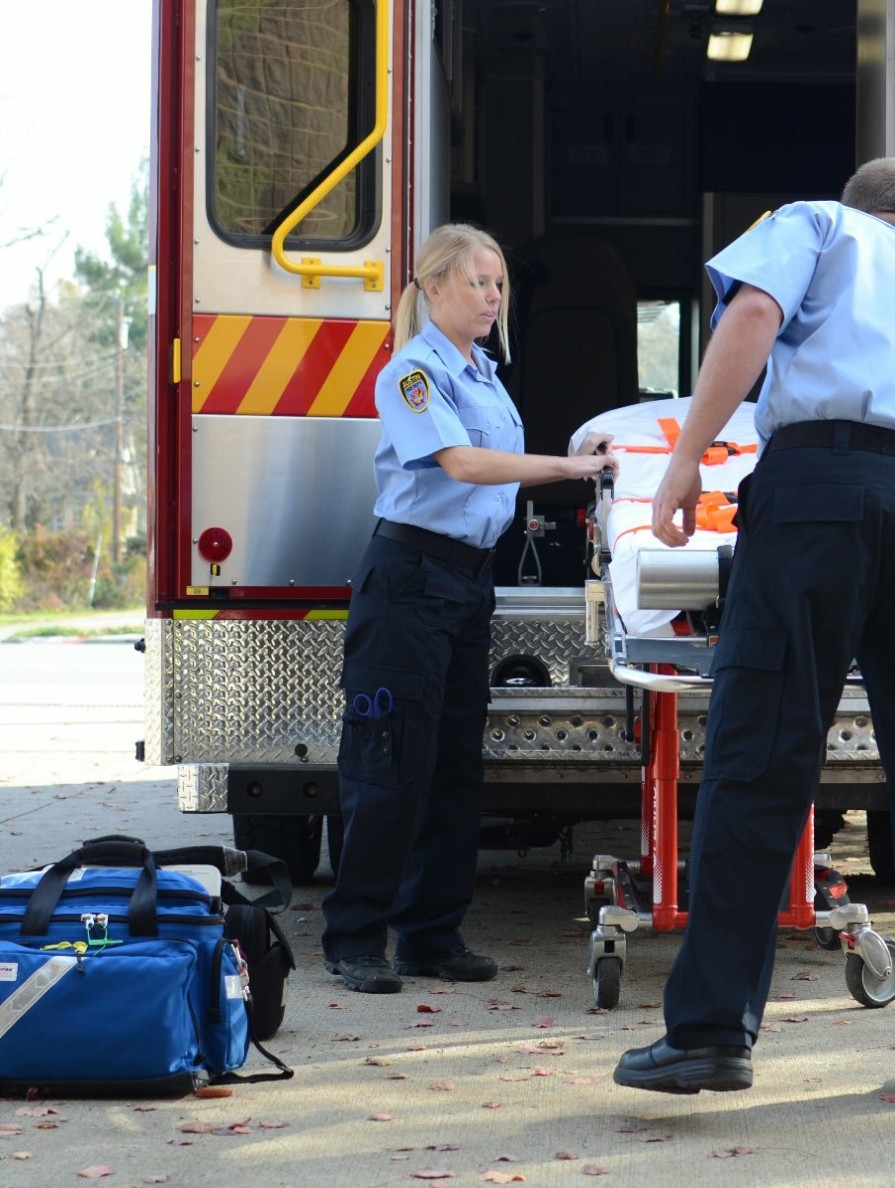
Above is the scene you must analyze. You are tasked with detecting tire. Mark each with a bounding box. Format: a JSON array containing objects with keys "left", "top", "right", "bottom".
[
  {"left": 813, "top": 926, "right": 841, "bottom": 952},
  {"left": 592, "top": 957, "right": 622, "bottom": 1009},
  {"left": 813, "top": 810, "right": 845, "bottom": 851},
  {"left": 845, "top": 945, "right": 895, "bottom": 1008},
  {"left": 867, "top": 810, "right": 895, "bottom": 883},
  {"left": 232, "top": 813, "right": 323, "bottom": 884}
]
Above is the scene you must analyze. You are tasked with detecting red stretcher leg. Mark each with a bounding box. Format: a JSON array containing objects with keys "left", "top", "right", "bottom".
[
  {"left": 650, "top": 682, "right": 687, "bottom": 931},
  {"left": 779, "top": 812, "right": 816, "bottom": 930}
]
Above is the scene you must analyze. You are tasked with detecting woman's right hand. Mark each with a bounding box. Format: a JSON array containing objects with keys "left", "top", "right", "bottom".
[{"left": 565, "top": 448, "right": 619, "bottom": 482}]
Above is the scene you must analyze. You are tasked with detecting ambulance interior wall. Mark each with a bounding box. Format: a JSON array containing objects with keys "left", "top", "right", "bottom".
[{"left": 454, "top": 57, "right": 857, "bottom": 587}]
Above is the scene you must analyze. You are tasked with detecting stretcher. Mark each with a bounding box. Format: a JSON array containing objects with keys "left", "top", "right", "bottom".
[{"left": 573, "top": 398, "right": 895, "bottom": 1011}]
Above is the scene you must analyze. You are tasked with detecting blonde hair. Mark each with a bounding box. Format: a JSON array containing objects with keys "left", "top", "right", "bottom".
[{"left": 393, "top": 223, "right": 512, "bottom": 361}]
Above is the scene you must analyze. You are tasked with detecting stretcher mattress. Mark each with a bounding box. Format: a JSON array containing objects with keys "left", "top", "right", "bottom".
[{"left": 569, "top": 396, "right": 758, "bottom": 635}]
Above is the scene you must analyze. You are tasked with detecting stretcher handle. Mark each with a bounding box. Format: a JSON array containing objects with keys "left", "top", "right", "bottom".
[
  {"left": 20, "top": 838, "right": 158, "bottom": 937},
  {"left": 608, "top": 656, "right": 714, "bottom": 692}
]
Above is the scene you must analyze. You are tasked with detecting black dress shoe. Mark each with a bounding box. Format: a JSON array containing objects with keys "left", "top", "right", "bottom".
[
  {"left": 613, "top": 1035, "right": 752, "bottom": 1094},
  {"left": 393, "top": 947, "right": 498, "bottom": 981}
]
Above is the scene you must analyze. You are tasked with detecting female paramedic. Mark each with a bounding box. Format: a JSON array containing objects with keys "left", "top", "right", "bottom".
[{"left": 322, "top": 223, "right": 619, "bottom": 992}]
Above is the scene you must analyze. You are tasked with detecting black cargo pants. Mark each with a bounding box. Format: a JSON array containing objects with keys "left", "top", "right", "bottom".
[
  {"left": 321, "top": 534, "right": 495, "bottom": 964},
  {"left": 663, "top": 425, "right": 895, "bottom": 1049}
]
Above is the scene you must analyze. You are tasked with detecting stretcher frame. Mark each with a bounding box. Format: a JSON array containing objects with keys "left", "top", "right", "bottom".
[{"left": 582, "top": 488, "right": 895, "bottom": 1012}]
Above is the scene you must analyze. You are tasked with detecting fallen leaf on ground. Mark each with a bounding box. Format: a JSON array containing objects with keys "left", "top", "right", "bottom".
[
  {"left": 417, "top": 1004, "right": 441, "bottom": 1013},
  {"left": 14, "top": 1107, "right": 60, "bottom": 1117},
  {"left": 482, "top": 1101, "right": 502, "bottom": 1109},
  {"left": 194, "top": 1086, "right": 233, "bottom": 1099},
  {"left": 532, "top": 1015, "right": 554, "bottom": 1028},
  {"left": 0, "top": 1123, "right": 24, "bottom": 1134},
  {"left": 369, "top": 1113, "right": 394, "bottom": 1122},
  {"left": 482, "top": 1174, "right": 526, "bottom": 1184},
  {"left": 582, "top": 1167, "right": 610, "bottom": 1176},
  {"left": 411, "top": 1167, "right": 454, "bottom": 1179},
  {"left": 555, "top": 1150, "right": 578, "bottom": 1160},
  {"left": 78, "top": 1167, "right": 115, "bottom": 1179},
  {"left": 710, "top": 1146, "right": 758, "bottom": 1158},
  {"left": 429, "top": 1081, "right": 455, "bottom": 1091},
  {"left": 11, "top": 1152, "right": 31, "bottom": 1161}
]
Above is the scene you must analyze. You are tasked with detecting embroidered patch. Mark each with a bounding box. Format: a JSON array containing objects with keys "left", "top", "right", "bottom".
[{"left": 399, "top": 370, "right": 430, "bottom": 412}]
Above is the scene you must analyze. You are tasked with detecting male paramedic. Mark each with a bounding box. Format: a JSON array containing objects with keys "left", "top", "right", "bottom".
[{"left": 613, "top": 156, "right": 895, "bottom": 1094}]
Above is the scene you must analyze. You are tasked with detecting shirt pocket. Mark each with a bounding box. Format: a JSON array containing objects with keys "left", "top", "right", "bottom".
[
  {"left": 705, "top": 627, "right": 787, "bottom": 783},
  {"left": 457, "top": 408, "right": 492, "bottom": 447}
]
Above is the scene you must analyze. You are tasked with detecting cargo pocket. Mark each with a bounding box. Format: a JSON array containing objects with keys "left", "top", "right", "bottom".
[
  {"left": 338, "top": 665, "right": 425, "bottom": 789},
  {"left": 706, "top": 627, "right": 787, "bottom": 782},
  {"left": 417, "top": 566, "right": 472, "bottom": 628}
]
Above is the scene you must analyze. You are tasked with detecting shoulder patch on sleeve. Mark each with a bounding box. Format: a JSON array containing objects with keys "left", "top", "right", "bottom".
[{"left": 399, "top": 369, "right": 430, "bottom": 413}]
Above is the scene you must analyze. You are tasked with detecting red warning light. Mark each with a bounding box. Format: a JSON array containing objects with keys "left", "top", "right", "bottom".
[{"left": 197, "top": 527, "right": 233, "bottom": 562}]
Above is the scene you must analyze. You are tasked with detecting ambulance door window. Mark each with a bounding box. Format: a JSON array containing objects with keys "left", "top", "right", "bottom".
[
  {"left": 208, "top": 0, "right": 377, "bottom": 247},
  {"left": 637, "top": 299, "right": 691, "bottom": 399}
]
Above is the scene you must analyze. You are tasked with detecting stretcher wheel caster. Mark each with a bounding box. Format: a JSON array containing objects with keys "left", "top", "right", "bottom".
[
  {"left": 592, "top": 957, "right": 622, "bottom": 1009},
  {"left": 845, "top": 939, "right": 895, "bottom": 1008}
]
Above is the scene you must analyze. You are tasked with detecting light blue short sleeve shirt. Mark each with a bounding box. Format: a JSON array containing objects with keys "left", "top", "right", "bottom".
[
  {"left": 372, "top": 320, "right": 525, "bottom": 549},
  {"left": 706, "top": 201, "right": 895, "bottom": 448}
]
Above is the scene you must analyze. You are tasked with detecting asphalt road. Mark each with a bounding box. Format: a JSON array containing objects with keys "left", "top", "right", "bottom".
[{"left": 2, "top": 637, "right": 895, "bottom": 1186}]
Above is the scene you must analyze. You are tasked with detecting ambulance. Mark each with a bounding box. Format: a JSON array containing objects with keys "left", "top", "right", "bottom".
[{"left": 143, "top": 0, "right": 895, "bottom": 881}]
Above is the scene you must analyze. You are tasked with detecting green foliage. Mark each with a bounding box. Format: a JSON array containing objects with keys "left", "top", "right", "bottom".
[
  {"left": 14, "top": 527, "right": 146, "bottom": 611},
  {"left": 17, "top": 527, "right": 94, "bottom": 610},
  {"left": 0, "top": 526, "right": 24, "bottom": 612}
]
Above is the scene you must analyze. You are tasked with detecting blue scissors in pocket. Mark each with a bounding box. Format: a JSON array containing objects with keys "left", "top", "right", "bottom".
[{"left": 352, "top": 686, "right": 394, "bottom": 719}]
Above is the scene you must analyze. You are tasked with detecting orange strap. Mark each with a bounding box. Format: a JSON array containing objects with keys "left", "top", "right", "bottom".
[
  {"left": 609, "top": 490, "right": 738, "bottom": 546},
  {"left": 616, "top": 416, "right": 758, "bottom": 465},
  {"left": 694, "top": 490, "right": 738, "bottom": 533}
]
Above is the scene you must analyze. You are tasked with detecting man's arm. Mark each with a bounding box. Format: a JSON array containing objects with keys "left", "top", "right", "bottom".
[{"left": 652, "top": 283, "right": 783, "bottom": 547}]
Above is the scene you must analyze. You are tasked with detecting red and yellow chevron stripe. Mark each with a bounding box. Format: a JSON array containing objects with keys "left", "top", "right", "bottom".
[{"left": 191, "top": 314, "right": 391, "bottom": 416}]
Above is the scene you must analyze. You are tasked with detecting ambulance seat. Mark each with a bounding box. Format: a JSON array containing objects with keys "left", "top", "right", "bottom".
[
  {"left": 493, "top": 235, "right": 639, "bottom": 585},
  {"left": 507, "top": 234, "right": 639, "bottom": 504}
]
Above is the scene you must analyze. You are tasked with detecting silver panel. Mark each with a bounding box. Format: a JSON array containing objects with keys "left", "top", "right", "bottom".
[
  {"left": 145, "top": 616, "right": 882, "bottom": 808},
  {"left": 178, "top": 764, "right": 229, "bottom": 813},
  {"left": 856, "top": 0, "right": 895, "bottom": 163},
  {"left": 191, "top": 416, "right": 380, "bottom": 588},
  {"left": 143, "top": 617, "right": 174, "bottom": 765}
]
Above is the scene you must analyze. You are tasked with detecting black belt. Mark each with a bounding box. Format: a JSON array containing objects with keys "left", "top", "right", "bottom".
[
  {"left": 373, "top": 519, "right": 495, "bottom": 577},
  {"left": 768, "top": 420, "right": 895, "bottom": 456}
]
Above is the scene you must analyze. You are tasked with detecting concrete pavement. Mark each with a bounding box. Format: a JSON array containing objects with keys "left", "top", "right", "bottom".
[{"left": 2, "top": 636, "right": 895, "bottom": 1185}]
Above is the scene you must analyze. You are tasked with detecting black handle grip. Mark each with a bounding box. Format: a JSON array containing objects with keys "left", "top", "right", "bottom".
[{"left": 20, "top": 841, "right": 158, "bottom": 937}]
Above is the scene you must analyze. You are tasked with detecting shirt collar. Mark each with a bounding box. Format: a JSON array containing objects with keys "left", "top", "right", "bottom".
[{"left": 420, "top": 320, "right": 496, "bottom": 381}]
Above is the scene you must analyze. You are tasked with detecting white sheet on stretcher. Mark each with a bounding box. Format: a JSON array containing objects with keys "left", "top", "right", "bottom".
[{"left": 569, "top": 396, "right": 758, "bottom": 636}]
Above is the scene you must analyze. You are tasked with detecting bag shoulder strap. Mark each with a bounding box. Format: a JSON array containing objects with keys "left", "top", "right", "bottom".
[{"left": 212, "top": 999, "right": 294, "bottom": 1084}]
